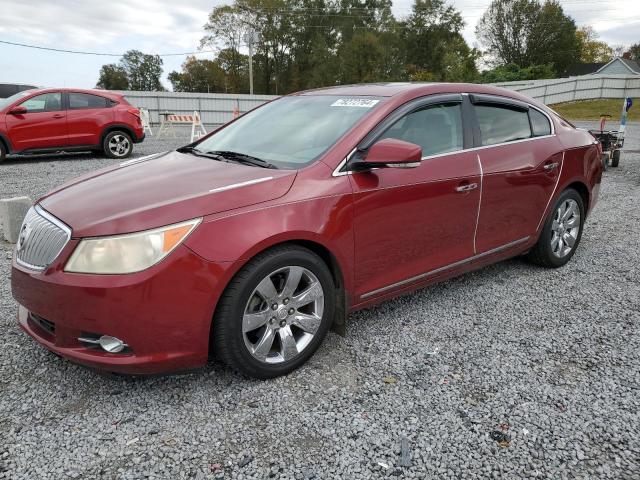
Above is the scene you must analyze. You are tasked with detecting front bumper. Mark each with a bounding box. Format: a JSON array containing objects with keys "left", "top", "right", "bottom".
[{"left": 12, "top": 243, "right": 227, "bottom": 375}]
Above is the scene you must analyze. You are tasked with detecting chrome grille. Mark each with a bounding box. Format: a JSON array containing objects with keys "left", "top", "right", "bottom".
[{"left": 15, "top": 206, "right": 71, "bottom": 271}]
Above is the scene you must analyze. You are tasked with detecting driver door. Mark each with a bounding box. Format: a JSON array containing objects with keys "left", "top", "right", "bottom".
[
  {"left": 348, "top": 97, "right": 481, "bottom": 302},
  {"left": 5, "top": 92, "right": 68, "bottom": 151}
]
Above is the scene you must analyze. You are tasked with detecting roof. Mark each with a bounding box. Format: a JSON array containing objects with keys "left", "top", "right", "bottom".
[
  {"left": 13, "top": 87, "right": 125, "bottom": 99},
  {"left": 565, "top": 63, "right": 606, "bottom": 77},
  {"left": 596, "top": 57, "right": 640, "bottom": 75},
  {"left": 298, "top": 82, "right": 425, "bottom": 97}
]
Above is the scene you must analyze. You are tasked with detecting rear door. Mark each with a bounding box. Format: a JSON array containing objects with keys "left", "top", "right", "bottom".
[
  {"left": 470, "top": 95, "right": 562, "bottom": 253},
  {"left": 5, "top": 92, "right": 67, "bottom": 151},
  {"left": 349, "top": 95, "right": 481, "bottom": 301},
  {"left": 66, "top": 92, "right": 114, "bottom": 146}
]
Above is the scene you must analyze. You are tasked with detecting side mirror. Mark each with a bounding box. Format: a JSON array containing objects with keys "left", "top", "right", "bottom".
[
  {"left": 8, "top": 106, "right": 27, "bottom": 115},
  {"left": 362, "top": 138, "right": 422, "bottom": 169}
]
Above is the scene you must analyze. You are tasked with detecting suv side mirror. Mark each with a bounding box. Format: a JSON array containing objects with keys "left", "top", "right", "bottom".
[
  {"left": 8, "top": 106, "right": 27, "bottom": 115},
  {"left": 362, "top": 138, "right": 422, "bottom": 169}
]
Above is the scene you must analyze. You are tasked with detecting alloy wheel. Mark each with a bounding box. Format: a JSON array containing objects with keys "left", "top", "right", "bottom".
[
  {"left": 550, "top": 198, "right": 581, "bottom": 258},
  {"left": 242, "top": 266, "right": 324, "bottom": 364},
  {"left": 108, "top": 135, "right": 131, "bottom": 157}
]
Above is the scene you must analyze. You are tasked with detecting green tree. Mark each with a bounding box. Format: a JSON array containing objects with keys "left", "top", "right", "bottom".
[
  {"left": 480, "top": 63, "right": 555, "bottom": 83},
  {"left": 121, "top": 50, "right": 165, "bottom": 91},
  {"left": 629, "top": 43, "right": 640, "bottom": 62},
  {"left": 96, "top": 64, "right": 129, "bottom": 90},
  {"left": 476, "top": 0, "right": 579, "bottom": 75},
  {"left": 168, "top": 56, "right": 227, "bottom": 93},
  {"left": 96, "top": 50, "right": 164, "bottom": 91}
]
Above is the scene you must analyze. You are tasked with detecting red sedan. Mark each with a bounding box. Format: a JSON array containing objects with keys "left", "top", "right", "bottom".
[
  {"left": 0, "top": 88, "right": 145, "bottom": 161},
  {"left": 11, "top": 83, "right": 602, "bottom": 378}
]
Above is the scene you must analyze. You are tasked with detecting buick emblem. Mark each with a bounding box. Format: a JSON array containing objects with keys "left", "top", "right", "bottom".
[{"left": 16, "top": 222, "right": 31, "bottom": 252}]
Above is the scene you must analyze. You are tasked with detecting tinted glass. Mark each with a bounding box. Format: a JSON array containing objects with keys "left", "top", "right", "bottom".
[
  {"left": 69, "top": 93, "right": 108, "bottom": 109},
  {"left": 196, "top": 95, "right": 381, "bottom": 169},
  {"left": 475, "top": 105, "right": 532, "bottom": 146},
  {"left": 379, "top": 103, "right": 463, "bottom": 157},
  {"left": 20, "top": 93, "right": 62, "bottom": 113},
  {"left": 530, "top": 108, "right": 552, "bottom": 136}
]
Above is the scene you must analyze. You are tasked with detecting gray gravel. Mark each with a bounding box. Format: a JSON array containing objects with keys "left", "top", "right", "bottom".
[{"left": 1, "top": 124, "right": 639, "bottom": 479}]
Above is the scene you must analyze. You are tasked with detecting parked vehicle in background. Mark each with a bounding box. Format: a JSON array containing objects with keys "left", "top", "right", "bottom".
[
  {"left": 0, "top": 88, "right": 145, "bottom": 162},
  {"left": 12, "top": 83, "right": 602, "bottom": 379},
  {"left": 0, "top": 83, "right": 37, "bottom": 99}
]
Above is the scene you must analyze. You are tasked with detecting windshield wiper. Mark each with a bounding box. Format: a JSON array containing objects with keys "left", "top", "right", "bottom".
[
  {"left": 176, "top": 146, "right": 226, "bottom": 161},
  {"left": 206, "top": 150, "right": 278, "bottom": 169}
]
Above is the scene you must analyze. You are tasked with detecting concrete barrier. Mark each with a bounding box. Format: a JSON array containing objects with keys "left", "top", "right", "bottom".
[{"left": 0, "top": 196, "right": 32, "bottom": 243}]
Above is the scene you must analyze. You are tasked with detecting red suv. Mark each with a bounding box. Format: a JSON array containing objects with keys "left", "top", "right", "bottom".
[{"left": 0, "top": 88, "right": 145, "bottom": 162}]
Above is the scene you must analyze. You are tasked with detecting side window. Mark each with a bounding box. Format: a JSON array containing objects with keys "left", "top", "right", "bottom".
[
  {"left": 529, "top": 108, "right": 552, "bottom": 136},
  {"left": 378, "top": 103, "right": 463, "bottom": 157},
  {"left": 69, "top": 93, "right": 108, "bottom": 110},
  {"left": 20, "top": 93, "right": 62, "bottom": 113},
  {"left": 475, "top": 104, "right": 532, "bottom": 146}
]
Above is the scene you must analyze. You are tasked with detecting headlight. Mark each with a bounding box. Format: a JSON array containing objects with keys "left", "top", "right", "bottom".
[{"left": 65, "top": 218, "right": 201, "bottom": 274}]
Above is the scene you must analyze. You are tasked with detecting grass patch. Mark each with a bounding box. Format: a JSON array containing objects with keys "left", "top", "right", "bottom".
[{"left": 549, "top": 98, "right": 638, "bottom": 122}]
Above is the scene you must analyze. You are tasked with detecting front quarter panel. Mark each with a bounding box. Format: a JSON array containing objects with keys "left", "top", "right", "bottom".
[{"left": 184, "top": 162, "right": 355, "bottom": 296}]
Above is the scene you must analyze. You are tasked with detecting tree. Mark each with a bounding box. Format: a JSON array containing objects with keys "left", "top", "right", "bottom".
[
  {"left": 96, "top": 64, "right": 129, "bottom": 90},
  {"left": 96, "top": 50, "right": 164, "bottom": 91},
  {"left": 476, "top": 0, "right": 580, "bottom": 76},
  {"left": 121, "top": 50, "right": 165, "bottom": 91},
  {"left": 168, "top": 56, "right": 227, "bottom": 93},
  {"left": 576, "top": 26, "right": 613, "bottom": 63},
  {"left": 480, "top": 63, "right": 555, "bottom": 83},
  {"left": 630, "top": 43, "right": 640, "bottom": 61}
]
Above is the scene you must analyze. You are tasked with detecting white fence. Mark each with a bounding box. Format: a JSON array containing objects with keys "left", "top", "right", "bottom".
[
  {"left": 118, "top": 75, "right": 639, "bottom": 126},
  {"left": 119, "top": 91, "right": 277, "bottom": 126},
  {"left": 492, "top": 74, "right": 640, "bottom": 105}
]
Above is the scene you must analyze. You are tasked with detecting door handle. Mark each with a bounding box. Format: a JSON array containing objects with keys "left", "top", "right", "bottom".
[
  {"left": 455, "top": 183, "right": 478, "bottom": 193},
  {"left": 52, "top": 114, "right": 64, "bottom": 119},
  {"left": 543, "top": 162, "right": 559, "bottom": 171}
]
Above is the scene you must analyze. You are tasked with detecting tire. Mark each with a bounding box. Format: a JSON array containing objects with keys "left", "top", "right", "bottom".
[
  {"left": 102, "top": 131, "right": 133, "bottom": 159},
  {"left": 0, "top": 141, "right": 5, "bottom": 163},
  {"left": 212, "top": 245, "right": 336, "bottom": 379},
  {"left": 527, "top": 188, "right": 585, "bottom": 268},
  {"left": 601, "top": 153, "right": 608, "bottom": 171},
  {"left": 611, "top": 149, "right": 621, "bottom": 168}
]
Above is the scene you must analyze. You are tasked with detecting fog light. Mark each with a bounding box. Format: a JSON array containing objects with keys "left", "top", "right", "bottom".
[
  {"left": 78, "top": 334, "right": 128, "bottom": 353},
  {"left": 98, "top": 336, "right": 126, "bottom": 353}
]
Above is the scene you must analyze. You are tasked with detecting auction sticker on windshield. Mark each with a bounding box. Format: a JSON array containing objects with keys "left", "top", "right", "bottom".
[{"left": 331, "top": 98, "right": 380, "bottom": 108}]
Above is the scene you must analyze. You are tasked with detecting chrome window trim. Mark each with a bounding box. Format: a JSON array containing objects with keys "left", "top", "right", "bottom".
[
  {"left": 360, "top": 236, "right": 530, "bottom": 299},
  {"left": 332, "top": 94, "right": 556, "bottom": 178},
  {"left": 15, "top": 205, "right": 72, "bottom": 272}
]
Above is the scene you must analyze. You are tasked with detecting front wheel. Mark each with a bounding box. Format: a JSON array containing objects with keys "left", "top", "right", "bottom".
[
  {"left": 103, "top": 131, "right": 133, "bottom": 159},
  {"left": 0, "top": 141, "right": 5, "bottom": 163},
  {"left": 611, "top": 149, "right": 621, "bottom": 168},
  {"left": 212, "top": 245, "right": 336, "bottom": 379},
  {"left": 527, "top": 188, "right": 585, "bottom": 268}
]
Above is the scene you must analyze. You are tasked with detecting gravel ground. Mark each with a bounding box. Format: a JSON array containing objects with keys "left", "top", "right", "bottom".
[{"left": 1, "top": 124, "right": 639, "bottom": 479}]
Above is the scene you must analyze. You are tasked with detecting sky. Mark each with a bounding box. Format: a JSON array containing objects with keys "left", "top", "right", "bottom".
[{"left": 0, "top": 0, "right": 638, "bottom": 90}]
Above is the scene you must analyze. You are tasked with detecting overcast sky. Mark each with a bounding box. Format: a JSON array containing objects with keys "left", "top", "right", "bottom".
[{"left": 0, "top": 0, "right": 638, "bottom": 89}]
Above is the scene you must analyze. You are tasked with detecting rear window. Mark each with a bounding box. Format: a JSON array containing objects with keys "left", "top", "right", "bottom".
[
  {"left": 475, "top": 104, "right": 532, "bottom": 146},
  {"left": 69, "top": 93, "right": 108, "bottom": 109}
]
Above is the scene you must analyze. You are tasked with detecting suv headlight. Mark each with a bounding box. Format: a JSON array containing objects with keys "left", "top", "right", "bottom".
[{"left": 65, "top": 218, "right": 201, "bottom": 274}]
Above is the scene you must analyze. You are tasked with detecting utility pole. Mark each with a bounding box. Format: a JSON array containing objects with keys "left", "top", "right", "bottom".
[{"left": 244, "top": 30, "right": 259, "bottom": 95}]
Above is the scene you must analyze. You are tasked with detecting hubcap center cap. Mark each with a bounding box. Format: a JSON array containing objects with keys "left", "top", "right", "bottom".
[{"left": 276, "top": 306, "right": 288, "bottom": 321}]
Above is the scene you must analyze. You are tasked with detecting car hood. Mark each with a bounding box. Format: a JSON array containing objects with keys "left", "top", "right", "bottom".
[{"left": 39, "top": 151, "right": 297, "bottom": 237}]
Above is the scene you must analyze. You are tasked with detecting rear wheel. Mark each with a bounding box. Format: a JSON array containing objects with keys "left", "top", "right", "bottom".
[
  {"left": 611, "top": 149, "right": 621, "bottom": 167},
  {"left": 0, "top": 141, "right": 5, "bottom": 163},
  {"left": 103, "top": 131, "right": 133, "bottom": 159},
  {"left": 212, "top": 245, "right": 335, "bottom": 379},
  {"left": 527, "top": 188, "right": 585, "bottom": 268}
]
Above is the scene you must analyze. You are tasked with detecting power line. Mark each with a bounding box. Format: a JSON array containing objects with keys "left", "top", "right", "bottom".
[{"left": 0, "top": 39, "right": 214, "bottom": 57}]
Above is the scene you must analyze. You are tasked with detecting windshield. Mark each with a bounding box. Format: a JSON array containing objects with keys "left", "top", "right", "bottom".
[
  {"left": 0, "top": 90, "right": 33, "bottom": 110},
  {"left": 194, "top": 95, "right": 383, "bottom": 169}
]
